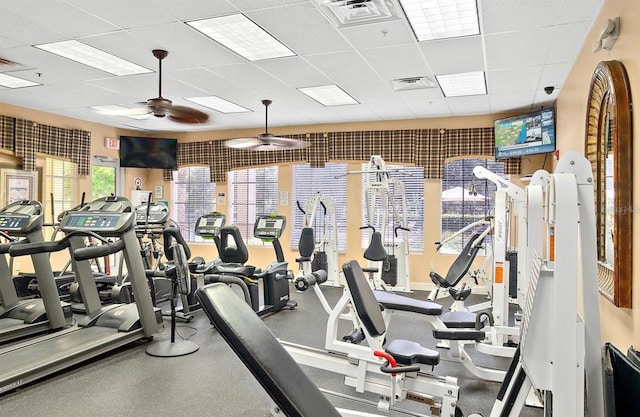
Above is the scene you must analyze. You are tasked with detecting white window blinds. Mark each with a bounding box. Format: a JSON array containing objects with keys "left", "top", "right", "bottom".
[
  {"left": 440, "top": 158, "right": 507, "bottom": 255},
  {"left": 228, "top": 166, "right": 279, "bottom": 245},
  {"left": 172, "top": 166, "right": 216, "bottom": 242},
  {"left": 291, "top": 163, "right": 347, "bottom": 252}
]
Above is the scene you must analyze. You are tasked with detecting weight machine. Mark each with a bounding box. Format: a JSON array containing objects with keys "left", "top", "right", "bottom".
[
  {"left": 353, "top": 155, "right": 411, "bottom": 292},
  {"left": 476, "top": 151, "right": 604, "bottom": 417},
  {"left": 295, "top": 193, "right": 341, "bottom": 287}
]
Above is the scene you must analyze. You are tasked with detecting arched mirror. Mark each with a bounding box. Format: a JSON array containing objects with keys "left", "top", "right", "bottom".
[{"left": 585, "top": 60, "right": 632, "bottom": 308}]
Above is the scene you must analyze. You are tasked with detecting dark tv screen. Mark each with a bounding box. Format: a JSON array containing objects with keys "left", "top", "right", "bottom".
[
  {"left": 119, "top": 136, "right": 177, "bottom": 170},
  {"left": 494, "top": 108, "right": 556, "bottom": 159}
]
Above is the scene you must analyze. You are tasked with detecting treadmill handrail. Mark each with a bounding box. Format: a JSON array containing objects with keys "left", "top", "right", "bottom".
[
  {"left": 9, "top": 238, "right": 71, "bottom": 257},
  {"left": 74, "top": 240, "right": 124, "bottom": 261},
  {"left": 0, "top": 238, "right": 28, "bottom": 255}
]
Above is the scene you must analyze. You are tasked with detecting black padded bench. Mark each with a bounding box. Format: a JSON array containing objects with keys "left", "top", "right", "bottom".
[
  {"left": 196, "top": 283, "right": 342, "bottom": 417},
  {"left": 343, "top": 260, "right": 440, "bottom": 367}
]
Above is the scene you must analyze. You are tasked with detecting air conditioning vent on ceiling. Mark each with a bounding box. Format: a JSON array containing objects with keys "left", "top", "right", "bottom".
[
  {"left": 314, "top": 0, "right": 404, "bottom": 27},
  {"left": 391, "top": 76, "right": 437, "bottom": 91}
]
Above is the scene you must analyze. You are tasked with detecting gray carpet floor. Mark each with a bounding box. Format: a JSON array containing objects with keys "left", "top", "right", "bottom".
[{"left": 0, "top": 283, "right": 543, "bottom": 417}]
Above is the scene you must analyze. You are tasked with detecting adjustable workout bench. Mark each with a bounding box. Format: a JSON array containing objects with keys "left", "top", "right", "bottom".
[{"left": 196, "top": 283, "right": 383, "bottom": 417}]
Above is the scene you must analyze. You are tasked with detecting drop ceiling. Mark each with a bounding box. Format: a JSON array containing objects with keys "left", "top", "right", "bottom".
[{"left": 0, "top": 0, "right": 604, "bottom": 133}]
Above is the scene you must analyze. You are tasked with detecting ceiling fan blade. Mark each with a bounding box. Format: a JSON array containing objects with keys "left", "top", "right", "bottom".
[
  {"left": 93, "top": 103, "right": 150, "bottom": 116},
  {"left": 257, "top": 134, "right": 310, "bottom": 150},
  {"left": 224, "top": 137, "right": 264, "bottom": 149},
  {"left": 168, "top": 105, "right": 209, "bottom": 124}
]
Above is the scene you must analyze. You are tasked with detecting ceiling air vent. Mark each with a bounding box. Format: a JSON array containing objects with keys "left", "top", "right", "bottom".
[
  {"left": 391, "top": 76, "right": 437, "bottom": 91},
  {"left": 314, "top": 0, "right": 404, "bottom": 27}
]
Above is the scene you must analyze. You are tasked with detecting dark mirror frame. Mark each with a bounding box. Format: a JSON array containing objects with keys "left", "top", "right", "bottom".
[{"left": 585, "top": 60, "right": 632, "bottom": 308}]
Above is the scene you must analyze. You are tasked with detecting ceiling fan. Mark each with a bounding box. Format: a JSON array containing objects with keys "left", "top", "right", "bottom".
[
  {"left": 224, "top": 100, "right": 310, "bottom": 151},
  {"left": 97, "top": 49, "right": 209, "bottom": 124}
]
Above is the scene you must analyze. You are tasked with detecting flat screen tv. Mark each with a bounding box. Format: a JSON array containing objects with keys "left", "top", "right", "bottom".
[
  {"left": 494, "top": 108, "right": 556, "bottom": 159},
  {"left": 119, "top": 136, "right": 177, "bottom": 170}
]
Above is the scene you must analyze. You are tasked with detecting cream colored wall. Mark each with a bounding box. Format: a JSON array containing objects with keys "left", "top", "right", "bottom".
[{"left": 555, "top": 0, "right": 639, "bottom": 348}]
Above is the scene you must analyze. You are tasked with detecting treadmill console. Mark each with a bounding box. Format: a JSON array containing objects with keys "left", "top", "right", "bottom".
[
  {"left": 60, "top": 196, "right": 135, "bottom": 236},
  {"left": 253, "top": 215, "right": 286, "bottom": 240},
  {"left": 0, "top": 200, "right": 43, "bottom": 235},
  {"left": 194, "top": 213, "right": 226, "bottom": 237},
  {"left": 135, "top": 203, "right": 169, "bottom": 226}
]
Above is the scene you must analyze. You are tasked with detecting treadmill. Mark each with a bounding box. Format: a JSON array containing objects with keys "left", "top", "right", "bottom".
[
  {"left": 0, "top": 196, "right": 161, "bottom": 395},
  {"left": 0, "top": 200, "right": 72, "bottom": 344}
]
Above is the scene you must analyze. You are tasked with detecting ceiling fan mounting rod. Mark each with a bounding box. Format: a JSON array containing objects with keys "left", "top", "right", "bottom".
[
  {"left": 262, "top": 99, "right": 272, "bottom": 134},
  {"left": 153, "top": 49, "right": 168, "bottom": 98}
]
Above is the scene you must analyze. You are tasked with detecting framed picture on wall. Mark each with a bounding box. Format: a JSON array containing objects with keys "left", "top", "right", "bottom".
[{"left": 1, "top": 169, "right": 38, "bottom": 206}]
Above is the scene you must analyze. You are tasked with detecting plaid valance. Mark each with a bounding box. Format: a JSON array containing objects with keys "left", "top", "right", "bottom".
[
  {"left": 2, "top": 117, "right": 91, "bottom": 174},
  {"left": 164, "top": 127, "right": 520, "bottom": 182}
]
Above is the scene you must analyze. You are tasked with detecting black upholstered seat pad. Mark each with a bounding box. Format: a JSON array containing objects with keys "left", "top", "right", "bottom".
[
  {"left": 373, "top": 290, "right": 443, "bottom": 316},
  {"left": 212, "top": 263, "right": 256, "bottom": 276},
  {"left": 441, "top": 310, "right": 477, "bottom": 328},
  {"left": 196, "top": 284, "right": 341, "bottom": 417},
  {"left": 385, "top": 339, "right": 440, "bottom": 366},
  {"left": 432, "top": 329, "right": 485, "bottom": 341}
]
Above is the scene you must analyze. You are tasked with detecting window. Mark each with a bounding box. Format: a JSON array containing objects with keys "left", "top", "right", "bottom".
[
  {"left": 228, "top": 166, "right": 278, "bottom": 245},
  {"left": 440, "top": 158, "right": 507, "bottom": 254},
  {"left": 44, "top": 158, "right": 76, "bottom": 238},
  {"left": 361, "top": 164, "right": 424, "bottom": 253},
  {"left": 291, "top": 163, "right": 347, "bottom": 252},
  {"left": 172, "top": 166, "right": 217, "bottom": 241}
]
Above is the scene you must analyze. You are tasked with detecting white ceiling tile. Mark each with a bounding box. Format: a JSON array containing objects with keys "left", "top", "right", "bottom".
[
  {"left": 208, "top": 62, "right": 289, "bottom": 93},
  {"left": 4, "top": 1, "right": 120, "bottom": 38},
  {"left": 489, "top": 92, "right": 535, "bottom": 114},
  {"left": 0, "top": 11, "right": 66, "bottom": 46},
  {"left": 254, "top": 56, "right": 332, "bottom": 88},
  {"left": 487, "top": 66, "right": 542, "bottom": 94},
  {"left": 172, "top": 68, "right": 251, "bottom": 97},
  {"left": 64, "top": 0, "right": 176, "bottom": 29},
  {"left": 365, "top": 101, "right": 413, "bottom": 120},
  {"left": 305, "top": 51, "right": 382, "bottom": 85},
  {"left": 419, "top": 36, "right": 484, "bottom": 74},
  {"left": 226, "top": 0, "right": 307, "bottom": 11},
  {"left": 404, "top": 98, "right": 451, "bottom": 118},
  {"left": 245, "top": 3, "right": 352, "bottom": 55},
  {"left": 539, "top": 62, "right": 572, "bottom": 89},
  {"left": 149, "top": 0, "right": 238, "bottom": 21},
  {"left": 481, "top": 0, "right": 605, "bottom": 34},
  {"left": 359, "top": 43, "right": 429, "bottom": 80},
  {"left": 485, "top": 29, "right": 554, "bottom": 71},
  {"left": 339, "top": 20, "right": 415, "bottom": 49},
  {"left": 546, "top": 22, "right": 593, "bottom": 64},
  {"left": 445, "top": 95, "right": 491, "bottom": 115}
]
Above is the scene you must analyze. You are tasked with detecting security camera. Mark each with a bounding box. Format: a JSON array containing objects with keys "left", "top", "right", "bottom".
[{"left": 544, "top": 86, "right": 555, "bottom": 95}]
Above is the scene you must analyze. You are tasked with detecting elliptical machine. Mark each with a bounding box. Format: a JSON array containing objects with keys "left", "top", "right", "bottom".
[{"left": 205, "top": 214, "right": 296, "bottom": 317}]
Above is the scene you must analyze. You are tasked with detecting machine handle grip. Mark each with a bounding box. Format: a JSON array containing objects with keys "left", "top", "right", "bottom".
[
  {"left": 296, "top": 200, "right": 305, "bottom": 215},
  {"left": 74, "top": 239, "right": 125, "bottom": 261},
  {"left": 394, "top": 226, "right": 410, "bottom": 237},
  {"left": 374, "top": 350, "right": 420, "bottom": 376},
  {"left": 10, "top": 239, "right": 71, "bottom": 256},
  {"left": 359, "top": 225, "right": 375, "bottom": 232}
]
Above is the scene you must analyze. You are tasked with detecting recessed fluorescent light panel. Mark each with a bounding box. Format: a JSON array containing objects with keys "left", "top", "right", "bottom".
[
  {"left": 0, "top": 73, "right": 40, "bottom": 88},
  {"left": 436, "top": 71, "right": 486, "bottom": 97},
  {"left": 186, "top": 96, "right": 251, "bottom": 113},
  {"left": 399, "top": 0, "right": 480, "bottom": 41},
  {"left": 187, "top": 14, "right": 295, "bottom": 61},
  {"left": 298, "top": 85, "right": 358, "bottom": 106},
  {"left": 35, "top": 40, "right": 151, "bottom": 76}
]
